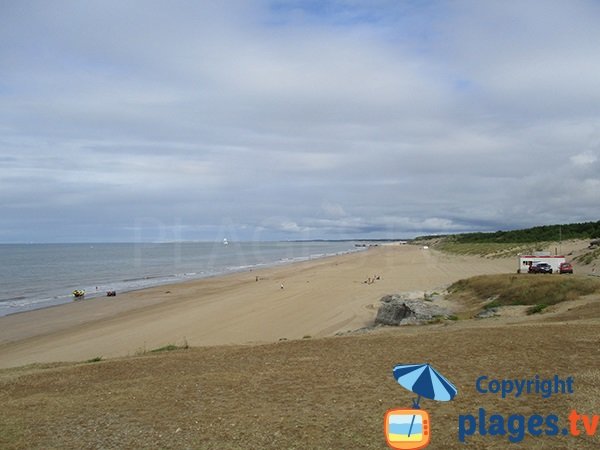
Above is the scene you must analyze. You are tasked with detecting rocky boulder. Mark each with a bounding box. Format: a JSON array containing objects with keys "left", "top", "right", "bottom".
[
  {"left": 375, "top": 294, "right": 452, "bottom": 326},
  {"left": 475, "top": 307, "right": 499, "bottom": 319}
]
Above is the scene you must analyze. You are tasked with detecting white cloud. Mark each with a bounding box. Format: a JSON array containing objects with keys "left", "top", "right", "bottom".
[
  {"left": 321, "top": 201, "right": 347, "bottom": 218},
  {"left": 570, "top": 151, "right": 598, "bottom": 166}
]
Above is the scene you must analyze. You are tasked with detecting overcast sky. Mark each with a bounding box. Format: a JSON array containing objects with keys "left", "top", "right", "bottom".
[{"left": 1, "top": 1, "right": 599, "bottom": 242}]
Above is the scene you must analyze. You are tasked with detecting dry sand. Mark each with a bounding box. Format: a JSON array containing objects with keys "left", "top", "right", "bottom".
[{"left": 0, "top": 244, "right": 515, "bottom": 368}]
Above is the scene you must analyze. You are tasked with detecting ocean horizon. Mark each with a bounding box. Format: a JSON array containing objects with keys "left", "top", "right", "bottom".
[{"left": 0, "top": 241, "right": 363, "bottom": 317}]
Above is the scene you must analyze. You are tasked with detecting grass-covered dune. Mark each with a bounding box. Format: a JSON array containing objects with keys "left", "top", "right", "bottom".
[
  {"left": 413, "top": 220, "right": 600, "bottom": 259},
  {"left": 448, "top": 274, "right": 600, "bottom": 315},
  {"left": 435, "top": 241, "right": 543, "bottom": 258}
]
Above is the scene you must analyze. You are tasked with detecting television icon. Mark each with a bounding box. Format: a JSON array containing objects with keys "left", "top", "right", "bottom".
[{"left": 384, "top": 408, "right": 430, "bottom": 450}]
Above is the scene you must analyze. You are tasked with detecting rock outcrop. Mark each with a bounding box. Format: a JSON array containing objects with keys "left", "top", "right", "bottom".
[
  {"left": 475, "top": 307, "right": 499, "bottom": 319},
  {"left": 374, "top": 294, "right": 452, "bottom": 326}
]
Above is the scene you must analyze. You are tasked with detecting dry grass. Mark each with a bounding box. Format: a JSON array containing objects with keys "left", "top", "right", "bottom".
[
  {"left": 448, "top": 274, "right": 600, "bottom": 310},
  {"left": 574, "top": 247, "right": 600, "bottom": 265},
  {"left": 1, "top": 311, "right": 600, "bottom": 449}
]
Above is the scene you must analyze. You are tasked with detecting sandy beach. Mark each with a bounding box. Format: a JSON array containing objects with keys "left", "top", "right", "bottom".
[{"left": 0, "top": 244, "right": 515, "bottom": 368}]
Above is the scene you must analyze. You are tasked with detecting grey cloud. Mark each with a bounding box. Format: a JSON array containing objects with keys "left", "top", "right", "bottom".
[{"left": 1, "top": 1, "right": 599, "bottom": 242}]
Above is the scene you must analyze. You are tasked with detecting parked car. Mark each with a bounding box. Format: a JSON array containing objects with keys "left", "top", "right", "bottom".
[
  {"left": 559, "top": 262, "right": 573, "bottom": 274},
  {"left": 529, "top": 263, "right": 553, "bottom": 274}
]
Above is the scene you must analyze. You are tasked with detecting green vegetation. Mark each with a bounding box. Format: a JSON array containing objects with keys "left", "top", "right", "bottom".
[
  {"left": 149, "top": 341, "right": 189, "bottom": 353},
  {"left": 423, "top": 292, "right": 436, "bottom": 301},
  {"left": 483, "top": 299, "right": 503, "bottom": 310},
  {"left": 416, "top": 220, "right": 600, "bottom": 244},
  {"left": 448, "top": 274, "right": 600, "bottom": 308},
  {"left": 138, "top": 339, "right": 190, "bottom": 355},
  {"left": 453, "top": 221, "right": 600, "bottom": 243},
  {"left": 415, "top": 220, "right": 600, "bottom": 258},
  {"left": 435, "top": 241, "right": 542, "bottom": 258},
  {"left": 85, "top": 356, "right": 103, "bottom": 363},
  {"left": 427, "top": 314, "right": 458, "bottom": 324},
  {"left": 527, "top": 304, "right": 549, "bottom": 315},
  {"left": 150, "top": 344, "right": 180, "bottom": 353}
]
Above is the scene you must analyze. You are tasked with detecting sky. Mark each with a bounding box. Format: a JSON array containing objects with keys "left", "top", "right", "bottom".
[{"left": 1, "top": 0, "right": 599, "bottom": 242}]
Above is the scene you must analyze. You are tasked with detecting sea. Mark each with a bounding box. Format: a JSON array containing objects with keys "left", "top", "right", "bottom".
[{"left": 0, "top": 241, "right": 362, "bottom": 317}]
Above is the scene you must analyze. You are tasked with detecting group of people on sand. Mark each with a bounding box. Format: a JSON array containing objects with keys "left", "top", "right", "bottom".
[
  {"left": 364, "top": 274, "right": 381, "bottom": 285},
  {"left": 254, "top": 275, "right": 285, "bottom": 290}
]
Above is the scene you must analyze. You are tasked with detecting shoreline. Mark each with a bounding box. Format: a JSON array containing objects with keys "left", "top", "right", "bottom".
[
  {"left": 0, "top": 247, "right": 376, "bottom": 332},
  {"left": 0, "top": 243, "right": 365, "bottom": 318},
  {"left": 0, "top": 246, "right": 366, "bottom": 322},
  {"left": 0, "top": 245, "right": 516, "bottom": 368}
]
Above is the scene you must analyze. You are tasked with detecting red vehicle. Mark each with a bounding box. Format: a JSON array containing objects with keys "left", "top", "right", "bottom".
[{"left": 559, "top": 262, "right": 573, "bottom": 274}]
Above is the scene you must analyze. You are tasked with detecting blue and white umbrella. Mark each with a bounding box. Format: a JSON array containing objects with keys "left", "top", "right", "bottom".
[
  {"left": 393, "top": 363, "right": 457, "bottom": 408},
  {"left": 392, "top": 363, "right": 458, "bottom": 438}
]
